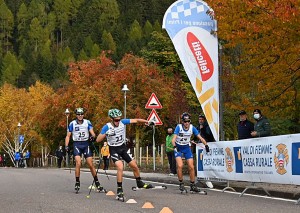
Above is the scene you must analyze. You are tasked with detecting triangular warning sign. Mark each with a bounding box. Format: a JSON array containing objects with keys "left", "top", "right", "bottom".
[
  {"left": 145, "top": 93, "right": 162, "bottom": 109},
  {"left": 147, "top": 109, "right": 163, "bottom": 125}
]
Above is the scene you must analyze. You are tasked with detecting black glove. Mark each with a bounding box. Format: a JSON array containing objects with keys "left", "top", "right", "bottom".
[
  {"left": 65, "top": 146, "right": 70, "bottom": 153},
  {"left": 89, "top": 136, "right": 96, "bottom": 142},
  {"left": 173, "top": 146, "right": 178, "bottom": 153},
  {"left": 148, "top": 120, "right": 155, "bottom": 127},
  {"left": 205, "top": 144, "right": 210, "bottom": 153}
]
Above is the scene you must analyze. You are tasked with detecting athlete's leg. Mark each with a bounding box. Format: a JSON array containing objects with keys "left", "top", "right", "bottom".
[
  {"left": 115, "top": 160, "right": 124, "bottom": 183},
  {"left": 128, "top": 159, "right": 140, "bottom": 178},
  {"left": 176, "top": 156, "right": 183, "bottom": 180},
  {"left": 86, "top": 156, "right": 96, "bottom": 176},
  {"left": 186, "top": 158, "right": 195, "bottom": 182},
  {"left": 74, "top": 155, "right": 81, "bottom": 177}
]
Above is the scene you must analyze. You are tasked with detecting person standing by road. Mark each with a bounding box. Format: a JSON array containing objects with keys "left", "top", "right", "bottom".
[
  {"left": 172, "top": 112, "right": 210, "bottom": 193},
  {"left": 24, "top": 150, "right": 30, "bottom": 168},
  {"left": 237, "top": 110, "right": 254, "bottom": 139},
  {"left": 165, "top": 127, "right": 176, "bottom": 176},
  {"left": 65, "top": 107, "right": 104, "bottom": 193},
  {"left": 96, "top": 108, "right": 154, "bottom": 198},
  {"left": 197, "top": 115, "right": 215, "bottom": 142},
  {"left": 55, "top": 146, "right": 64, "bottom": 168},
  {"left": 251, "top": 109, "right": 271, "bottom": 137},
  {"left": 14, "top": 151, "right": 21, "bottom": 168},
  {"left": 101, "top": 141, "right": 110, "bottom": 170}
]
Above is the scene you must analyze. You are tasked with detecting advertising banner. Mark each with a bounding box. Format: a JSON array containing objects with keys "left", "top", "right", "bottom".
[{"left": 196, "top": 134, "right": 300, "bottom": 185}]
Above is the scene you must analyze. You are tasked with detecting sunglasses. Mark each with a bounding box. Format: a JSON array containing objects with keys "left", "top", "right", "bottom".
[
  {"left": 183, "top": 120, "right": 191, "bottom": 123},
  {"left": 76, "top": 114, "right": 84, "bottom": 116},
  {"left": 113, "top": 119, "right": 121, "bottom": 122}
]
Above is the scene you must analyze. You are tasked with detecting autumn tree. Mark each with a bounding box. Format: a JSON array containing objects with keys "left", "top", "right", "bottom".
[
  {"left": 208, "top": 0, "right": 300, "bottom": 137},
  {"left": 0, "top": 82, "right": 54, "bottom": 166}
]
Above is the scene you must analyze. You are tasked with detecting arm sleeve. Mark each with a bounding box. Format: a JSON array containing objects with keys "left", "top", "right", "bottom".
[
  {"left": 87, "top": 120, "right": 93, "bottom": 130},
  {"left": 192, "top": 126, "right": 199, "bottom": 135},
  {"left": 173, "top": 125, "right": 180, "bottom": 135},
  {"left": 121, "top": 119, "right": 131, "bottom": 125},
  {"left": 100, "top": 125, "right": 109, "bottom": 134}
]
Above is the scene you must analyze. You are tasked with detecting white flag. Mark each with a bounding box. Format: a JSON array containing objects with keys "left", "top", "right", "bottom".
[{"left": 163, "top": 0, "right": 219, "bottom": 141}]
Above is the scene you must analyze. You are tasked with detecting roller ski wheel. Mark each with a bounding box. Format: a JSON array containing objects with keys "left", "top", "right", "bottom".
[
  {"left": 95, "top": 182, "right": 107, "bottom": 193},
  {"left": 116, "top": 187, "right": 125, "bottom": 202},
  {"left": 75, "top": 182, "right": 80, "bottom": 194},
  {"left": 179, "top": 183, "right": 188, "bottom": 194},
  {"left": 116, "top": 194, "right": 125, "bottom": 202},
  {"left": 132, "top": 185, "right": 167, "bottom": 191},
  {"left": 190, "top": 184, "right": 207, "bottom": 195}
]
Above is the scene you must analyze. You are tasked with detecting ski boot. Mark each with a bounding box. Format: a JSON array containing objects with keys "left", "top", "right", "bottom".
[
  {"left": 75, "top": 181, "right": 80, "bottom": 194},
  {"left": 116, "top": 187, "right": 125, "bottom": 202},
  {"left": 95, "top": 181, "right": 106, "bottom": 193},
  {"left": 190, "top": 183, "right": 207, "bottom": 195},
  {"left": 179, "top": 183, "right": 187, "bottom": 194},
  {"left": 137, "top": 180, "right": 153, "bottom": 189}
]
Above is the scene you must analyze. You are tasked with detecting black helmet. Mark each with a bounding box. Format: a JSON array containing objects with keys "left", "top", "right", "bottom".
[{"left": 181, "top": 112, "right": 191, "bottom": 121}]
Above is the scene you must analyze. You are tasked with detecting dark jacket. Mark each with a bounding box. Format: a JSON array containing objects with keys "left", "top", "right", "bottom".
[
  {"left": 56, "top": 148, "right": 65, "bottom": 158},
  {"left": 237, "top": 119, "right": 254, "bottom": 139},
  {"left": 197, "top": 122, "right": 215, "bottom": 142},
  {"left": 254, "top": 116, "right": 271, "bottom": 137}
]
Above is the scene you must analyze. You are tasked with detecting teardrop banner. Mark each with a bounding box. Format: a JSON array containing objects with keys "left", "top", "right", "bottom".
[{"left": 162, "top": 0, "right": 219, "bottom": 141}]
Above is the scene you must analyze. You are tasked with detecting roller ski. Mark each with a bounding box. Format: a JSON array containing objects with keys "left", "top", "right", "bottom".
[
  {"left": 95, "top": 181, "right": 107, "bottom": 193},
  {"left": 132, "top": 184, "right": 167, "bottom": 191},
  {"left": 116, "top": 187, "right": 125, "bottom": 202},
  {"left": 190, "top": 183, "right": 207, "bottom": 195},
  {"left": 75, "top": 182, "right": 80, "bottom": 194},
  {"left": 179, "top": 183, "right": 188, "bottom": 194},
  {"left": 132, "top": 180, "right": 158, "bottom": 191}
]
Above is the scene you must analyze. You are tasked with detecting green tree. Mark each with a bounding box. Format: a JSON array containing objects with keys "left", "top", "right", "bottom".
[
  {"left": 53, "top": 0, "right": 72, "bottom": 47},
  {"left": 0, "top": 0, "right": 14, "bottom": 52},
  {"left": 77, "top": 49, "right": 88, "bottom": 61},
  {"left": 90, "top": 43, "right": 100, "bottom": 59},
  {"left": 101, "top": 30, "right": 116, "bottom": 53},
  {"left": 1, "top": 51, "right": 23, "bottom": 85}
]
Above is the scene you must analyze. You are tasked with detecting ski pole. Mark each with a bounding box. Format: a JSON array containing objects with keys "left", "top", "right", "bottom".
[{"left": 91, "top": 141, "right": 109, "bottom": 180}]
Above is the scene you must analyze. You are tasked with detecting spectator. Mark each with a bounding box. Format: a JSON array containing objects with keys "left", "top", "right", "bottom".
[
  {"left": 24, "top": 150, "right": 30, "bottom": 168},
  {"left": 197, "top": 115, "right": 215, "bottom": 142},
  {"left": 3, "top": 154, "right": 7, "bottom": 167},
  {"left": 55, "top": 146, "right": 65, "bottom": 168},
  {"left": 101, "top": 141, "right": 110, "bottom": 170},
  {"left": 251, "top": 109, "right": 272, "bottom": 137},
  {"left": 196, "top": 114, "right": 214, "bottom": 189},
  {"left": 165, "top": 127, "right": 176, "bottom": 176},
  {"left": 14, "top": 151, "right": 21, "bottom": 168},
  {"left": 0, "top": 154, "right": 3, "bottom": 167},
  {"left": 237, "top": 110, "right": 254, "bottom": 139}
]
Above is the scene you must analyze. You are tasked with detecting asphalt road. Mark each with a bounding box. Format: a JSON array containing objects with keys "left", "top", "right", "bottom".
[{"left": 0, "top": 168, "right": 299, "bottom": 213}]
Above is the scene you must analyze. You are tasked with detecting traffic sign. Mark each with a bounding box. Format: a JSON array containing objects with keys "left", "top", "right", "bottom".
[
  {"left": 145, "top": 93, "right": 162, "bottom": 109},
  {"left": 19, "top": 135, "right": 24, "bottom": 144},
  {"left": 147, "top": 109, "right": 163, "bottom": 125}
]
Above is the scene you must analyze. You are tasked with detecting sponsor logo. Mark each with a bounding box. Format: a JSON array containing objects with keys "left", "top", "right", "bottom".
[
  {"left": 225, "top": 147, "right": 234, "bottom": 173},
  {"left": 187, "top": 32, "right": 214, "bottom": 81},
  {"left": 274, "top": 143, "right": 289, "bottom": 175}
]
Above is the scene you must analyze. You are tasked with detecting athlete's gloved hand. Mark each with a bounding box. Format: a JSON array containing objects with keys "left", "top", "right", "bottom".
[
  {"left": 89, "top": 136, "right": 96, "bottom": 142},
  {"left": 105, "top": 129, "right": 115, "bottom": 136},
  {"left": 205, "top": 144, "right": 210, "bottom": 153},
  {"left": 65, "top": 146, "right": 70, "bottom": 153},
  {"left": 147, "top": 120, "right": 155, "bottom": 127},
  {"left": 173, "top": 146, "right": 178, "bottom": 153}
]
